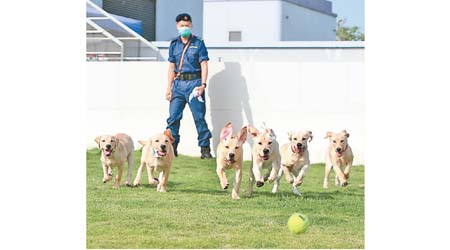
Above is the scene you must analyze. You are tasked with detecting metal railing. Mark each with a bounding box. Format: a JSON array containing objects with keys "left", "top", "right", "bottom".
[{"left": 86, "top": 0, "right": 159, "bottom": 61}]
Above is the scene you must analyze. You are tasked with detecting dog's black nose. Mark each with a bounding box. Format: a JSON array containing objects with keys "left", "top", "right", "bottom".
[
  {"left": 263, "top": 149, "right": 269, "bottom": 154},
  {"left": 337, "top": 147, "right": 342, "bottom": 152},
  {"left": 106, "top": 144, "right": 111, "bottom": 149},
  {"left": 160, "top": 144, "right": 166, "bottom": 150},
  {"left": 229, "top": 153, "right": 235, "bottom": 158},
  {"left": 297, "top": 143, "right": 302, "bottom": 147}
]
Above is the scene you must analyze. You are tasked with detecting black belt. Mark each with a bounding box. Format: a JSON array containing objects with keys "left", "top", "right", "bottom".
[{"left": 176, "top": 72, "right": 201, "bottom": 81}]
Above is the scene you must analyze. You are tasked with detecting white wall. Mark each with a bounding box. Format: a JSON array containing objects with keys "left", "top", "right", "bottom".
[
  {"left": 203, "top": 0, "right": 282, "bottom": 42},
  {"left": 87, "top": 50, "right": 364, "bottom": 164},
  {"left": 281, "top": 1, "right": 336, "bottom": 41},
  {"left": 155, "top": 0, "right": 203, "bottom": 41}
]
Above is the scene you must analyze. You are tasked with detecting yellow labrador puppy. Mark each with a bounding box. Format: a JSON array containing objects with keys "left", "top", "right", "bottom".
[
  {"left": 216, "top": 122, "right": 248, "bottom": 200},
  {"left": 95, "top": 133, "right": 134, "bottom": 188},
  {"left": 323, "top": 130, "right": 354, "bottom": 188},
  {"left": 247, "top": 124, "right": 281, "bottom": 196},
  {"left": 279, "top": 131, "right": 313, "bottom": 196},
  {"left": 133, "top": 129, "right": 175, "bottom": 192}
]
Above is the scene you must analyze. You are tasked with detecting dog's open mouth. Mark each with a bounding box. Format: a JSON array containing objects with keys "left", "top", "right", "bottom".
[
  {"left": 260, "top": 154, "right": 270, "bottom": 160},
  {"left": 336, "top": 151, "right": 343, "bottom": 157},
  {"left": 292, "top": 146, "right": 303, "bottom": 154},
  {"left": 104, "top": 149, "right": 113, "bottom": 157},
  {"left": 225, "top": 158, "right": 236, "bottom": 164},
  {"left": 157, "top": 150, "right": 167, "bottom": 157}
]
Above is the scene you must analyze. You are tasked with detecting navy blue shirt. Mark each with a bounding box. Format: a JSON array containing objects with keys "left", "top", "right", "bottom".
[{"left": 168, "top": 35, "right": 209, "bottom": 74}]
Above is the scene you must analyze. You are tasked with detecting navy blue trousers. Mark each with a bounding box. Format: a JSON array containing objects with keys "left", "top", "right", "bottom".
[{"left": 166, "top": 78, "right": 212, "bottom": 147}]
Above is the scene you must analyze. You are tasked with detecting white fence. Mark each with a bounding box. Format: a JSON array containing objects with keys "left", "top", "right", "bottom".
[{"left": 87, "top": 48, "right": 364, "bottom": 164}]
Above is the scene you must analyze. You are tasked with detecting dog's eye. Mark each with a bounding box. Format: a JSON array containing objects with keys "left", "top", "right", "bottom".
[
  {"left": 110, "top": 140, "right": 114, "bottom": 142},
  {"left": 235, "top": 146, "right": 239, "bottom": 149},
  {"left": 340, "top": 140, "right": 344, "bottom": 143},
  {"left": 225, "top": 146, "right": 229, "bottom": 149},
  {"left": 155, "top": 140, "right": 159, "bottom": 142},
  {"left": 268, "top": 141, "right": 272, "bottom": 145},
  {"left": 258, "top": 142, "right": 262, "bottom": 145},
  {"left": 333, "top": 140, "right": 336, "bottom": 143},
  {"left": 293, "top": 138, "right": 297, "bottom": 140},
  {"left": 101, "top": 140, "right": 105, "bottom": 142},
  {"left": 165, "top": 140, "right": 169, "bottom": 143},
  {"left": 302, "top": 138, "right": 306, "bottom": 141}
]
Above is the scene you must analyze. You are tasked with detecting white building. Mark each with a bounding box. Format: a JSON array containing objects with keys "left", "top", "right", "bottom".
[{"left": 203, "top": 0, "right": 337, "bottom": 42}]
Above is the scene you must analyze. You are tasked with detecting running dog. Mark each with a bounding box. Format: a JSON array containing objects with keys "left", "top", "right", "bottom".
[
  {"left": 95, "top": 133, "right": 134, "bottom": 188},
  {"left": 247, "top": 124, "right": 282, "bottom": 196},
  {"left": 216, "top": 122, "right": 248, "bottom": 200},
  {"left": 279, "top": 131, "right": 313, "bottom": 195},
  {"left": 133, "top": 129, "right": 175, "bottom": 192},
  {"left": 323, "top": 130, "right": 354, "bottom": 188}
]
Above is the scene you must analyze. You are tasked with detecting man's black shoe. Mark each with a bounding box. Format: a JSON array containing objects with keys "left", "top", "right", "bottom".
[{"left": 200, "top": 146, "right": 212, "bottom": 159}]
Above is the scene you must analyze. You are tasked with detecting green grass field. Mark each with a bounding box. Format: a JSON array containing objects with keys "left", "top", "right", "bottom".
[{"left": 87, "top": 149, "right": 364, "bottom": 249}]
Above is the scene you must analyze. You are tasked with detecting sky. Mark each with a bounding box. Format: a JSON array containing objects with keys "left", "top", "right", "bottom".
[{"left": 328, "top": 0, "right": 365, "bottom": 32}]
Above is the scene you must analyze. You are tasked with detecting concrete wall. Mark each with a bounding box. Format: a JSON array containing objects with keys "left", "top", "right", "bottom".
[
  {"left": 87, "top": 50, "right": 364, "bottom": 164},
  {"left": 155, "top": 0, "right": 203, "bottom": 41},
  {"left": 281, "top": 1, "right": 336, "bottom": 41},
  {"left": 203, "top": 0, "right": 282, "bottom": 42}
]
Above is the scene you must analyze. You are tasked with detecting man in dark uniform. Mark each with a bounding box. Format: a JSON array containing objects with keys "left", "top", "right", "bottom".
[{"left": 166, "top": 13, "right": 213, "bottom": 159}]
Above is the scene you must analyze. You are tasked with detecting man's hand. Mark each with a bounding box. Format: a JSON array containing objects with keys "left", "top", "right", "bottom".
[
  {"left": 197, "top": 85, "right": 205, "bottom": 96},
  {"left": 166, "top": 89, "right": 172, "bottom": 101}
]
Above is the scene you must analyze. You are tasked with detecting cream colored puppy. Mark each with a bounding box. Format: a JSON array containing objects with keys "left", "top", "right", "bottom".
[
  {"left": 279, "top": 131, "right": 313, "bottom": 196},
  {"left": 95, "top": 133, "right": 134, "bottom": 188},
  {"left": 323, "top": 130, "right": 354, "bottom": 189},
  {"left": 216, "top": 122, "right": 248, "bottom": 200},
  {"left": 247, "top": 124, "right": 281, "bottom": 195},
  {"left": 133, "top": 129, "right": 175, "bottom": 192}
]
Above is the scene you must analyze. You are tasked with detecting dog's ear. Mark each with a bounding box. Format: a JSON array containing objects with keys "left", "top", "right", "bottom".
[
  {"left": 342, "top": 130, "right": 350, "bottom": 138},
  {"left": 164, "top": 129, "right": 175, "bottom": 143},
  {"left": 287, "top": 131, "right": 293, "bottom": 141},
  {"left": 268, "top": 128, "right": 276, "bottom": 140},
  {"left": 220, "top": 122, "right": 233, "bottom": 141},
  {"left": 247, "top": 125, "right": 259, "bottom": 138},
  {"left": 138, "top": 140, "right": 147, "bottom": 146},
  {"left": 307, "top": 131, "right": 313, "bottom": 142},
  {"left": 324, "top": 131, "right": 333, "bottom": 139},
  {"left": 238, "top": 126, "right": 248, "bottom": 144},
  {"left": 95, "top": 136, "right": 101, "bottom": 149}
]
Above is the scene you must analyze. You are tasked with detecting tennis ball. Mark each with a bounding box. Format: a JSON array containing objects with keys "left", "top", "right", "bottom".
[{"left": 287, "top": 213, "right": 309, "bottom": 234}]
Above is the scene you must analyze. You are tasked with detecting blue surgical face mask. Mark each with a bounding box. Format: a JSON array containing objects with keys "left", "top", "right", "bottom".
[{"left": 177, "top": 27, "right": 191, "bottom": 37}]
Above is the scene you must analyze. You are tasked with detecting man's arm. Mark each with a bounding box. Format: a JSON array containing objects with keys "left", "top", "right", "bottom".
[
  {"left": 166, "top": 63, "right": 176, "bottom": 101},
  {"left": 198, "top": 61, "right": 208, "bottom": 95}
]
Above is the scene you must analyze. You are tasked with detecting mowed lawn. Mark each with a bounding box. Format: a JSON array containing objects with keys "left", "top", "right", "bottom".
[{"left": 87, "top": 149, "right": 364, "bottom": 249}]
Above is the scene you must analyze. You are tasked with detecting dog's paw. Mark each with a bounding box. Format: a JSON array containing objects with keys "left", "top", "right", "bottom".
[
  {"left": 323, "top": 183, "right": 329, "bottom": 189},
  {"left": 267, "top": 177, "right": 275, "bottom": 183},
  {"left": 256, "top": 181, "right": 264, "bottom": 187},
  {"left": 341, "top": 181, "right": 348, "bottom": 187},
  {"left": 223, "top": 183, "right": 229, "bottom": 190},
  {"left": 149, "top": 178, "right": 160, "bottom": 186},
  {"left": 103, "top": 175, "right": 113, "bottom": 183},
  {"left": 125, "top": 183, "right": 132, "bottom": 187},
  {"left": 112, "top": 184, "right": 119, "bottom": 189},
  {"left": 232, "top": 193, "right": 240, "bottom": 200}
]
